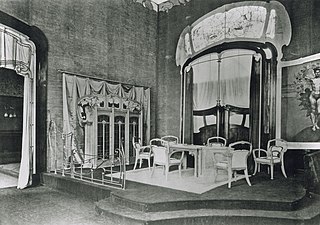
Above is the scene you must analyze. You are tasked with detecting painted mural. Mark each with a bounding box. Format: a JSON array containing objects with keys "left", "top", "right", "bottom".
[{"left": 282, "top": 59, "right": 320, "bottom": 142}]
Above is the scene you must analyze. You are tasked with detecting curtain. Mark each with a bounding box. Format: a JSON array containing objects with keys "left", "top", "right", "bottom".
[
  {"left": 249, "top": 55, "right": 261, "bottom": 149},
  {"left": 18, "top": 77, "right": 34, "bottom": 189},
  {"left": 61, "top": 73, "right": 150, "bottom": 170},
  {"left": 0, "top": 25, "right": 36, "bottom": 189},
  {"left": 192, "top": 50, "right": 253, "bottom": 132},
  {"left": 183, "top": 68, "right": 193, "bottom": 144}
]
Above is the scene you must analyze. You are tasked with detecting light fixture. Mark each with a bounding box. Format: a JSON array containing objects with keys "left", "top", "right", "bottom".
[{"left": 3, "top": 105, "right": 17, "bottom": 118}]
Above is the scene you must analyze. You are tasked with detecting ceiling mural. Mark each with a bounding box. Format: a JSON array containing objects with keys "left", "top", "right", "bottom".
[
  {"left": 133, "top": 0, "right": 191, "bottom": 12},
  {"left": 176, "top": 1, "right": 292, "bottom": 68}
]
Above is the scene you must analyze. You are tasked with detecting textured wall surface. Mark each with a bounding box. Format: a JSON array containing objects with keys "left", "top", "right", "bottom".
[{"left": 29, "top": 0, "right": 157, "bottom": 135}]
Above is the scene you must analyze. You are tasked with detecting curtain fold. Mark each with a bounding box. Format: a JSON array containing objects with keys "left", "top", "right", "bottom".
[
  {"left": 192, "top": 50, "right": 253, "bottom": 132},
  {"left": 17, "top": 77, "right": 32, "bottom": 189},
  {"left": 184, "top": 68, "right": 193, "bottom": 144},
  {"left": 249, "top": 55, "right": 261, "bottom": 149}
]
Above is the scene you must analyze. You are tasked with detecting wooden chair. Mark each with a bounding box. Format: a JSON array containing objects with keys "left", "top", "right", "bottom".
[
  {"left": 161, "top": 135, "right": 179, "bottom": 145},
  {"left": 253, "top": 138, "right": 288, "bottom": 180},
  {"left": 207, "top": 136, "right": 227, "bottom": 147},
  {"left": 213, "top": 141, "right": 252, "bottom": 188},
  {"left": 150, "top": 138, "right": 185, "bottom": 180},
  {"left": 132, "top": 137, "right": 153, "bottom": 170}
]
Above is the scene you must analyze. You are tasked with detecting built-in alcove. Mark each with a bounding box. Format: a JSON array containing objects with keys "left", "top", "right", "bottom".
[{"left": 0, "top": 68, "right": 24, "bottom": 164}]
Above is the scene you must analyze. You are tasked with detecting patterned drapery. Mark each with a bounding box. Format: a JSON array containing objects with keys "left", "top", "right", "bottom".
[{"left": 61, "top": 73, "right": 150, "bottom": 169}]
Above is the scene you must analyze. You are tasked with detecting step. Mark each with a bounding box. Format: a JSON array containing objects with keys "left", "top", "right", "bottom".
[
  {"left": 95, "top": 194, "right": 320, "bottom": 225},
  {"left": 108, "top": 184, "right": 306, "bottom": 212}
]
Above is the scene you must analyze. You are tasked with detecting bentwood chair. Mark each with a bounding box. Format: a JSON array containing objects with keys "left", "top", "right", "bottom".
[
  {"left": 133, "top": 137, "right": 153, "bottom": 170},
  {"left": 161, "top": 135, "right": 183, "bottom": 161},
  {"left": 253, "top": 138, "right": 288, "bottom": 180},
  {"left": 150, "top": 138, "right": 185, "bottom": 180},
  {"left": 213, "top": 141, "right": 252, "bottom": 188},
  {"left": 207, "top": 136, "right": 227, "bottom": 147}
]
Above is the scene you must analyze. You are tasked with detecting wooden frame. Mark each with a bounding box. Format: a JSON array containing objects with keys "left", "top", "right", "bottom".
[{"left": 280, "top": 53, "right": 320, "bottom": 149}]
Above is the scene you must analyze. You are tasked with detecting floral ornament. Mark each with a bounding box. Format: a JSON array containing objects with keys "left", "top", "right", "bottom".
[{"left": 77, "top": 95, "right": 102, "bottom": 126}]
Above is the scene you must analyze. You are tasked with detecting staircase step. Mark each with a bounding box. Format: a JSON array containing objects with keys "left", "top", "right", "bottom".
[
  {"left": 96, "top": 194, "right": 320, "bottom": 225},
  {"left": 109, "top": 186, "right": 306, "bottom": 212}
]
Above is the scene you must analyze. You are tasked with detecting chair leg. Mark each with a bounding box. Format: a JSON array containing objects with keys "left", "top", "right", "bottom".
[
  {"left": 244, "top": 169, "right": 251, "bottom": 186},
  {"left": 165, "top": 166, "right": 169, "bottom": 181},
  {"left": 233, "top": 171, "right": 237, "bottom": 181},
  {"left": 139, "top": 158, "right": 143, "bottom": 168},
  {"left": 133, "top": 158, "right": 138, "bottom": 170},
  {"left": 281, "top": 161, "right": 287, "bottom": 178},
  {"left": 270, "top": 165, "right": 274, "bottom": 180},
  {"left": 228, "top": 168, "right": 232, "bottom": 188},
  {"left": 253, "top": 162, "right": 258, "bottom": 175},
  {"left": 178, "top": 165, "right": 182, "bottom": 178},
  {"left": 213, "top": 167, "right": 218, "bottom": 183},
  {"left": 151, "top": 163, "right": 156, "bottom": 177},
  {"left": 148, "top": 158, "right": 151, "bottom": 170}
]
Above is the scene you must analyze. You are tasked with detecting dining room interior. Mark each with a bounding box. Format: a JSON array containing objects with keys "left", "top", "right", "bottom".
[{"left": 1, "top": 0, "right": 320, "bottom": 224}]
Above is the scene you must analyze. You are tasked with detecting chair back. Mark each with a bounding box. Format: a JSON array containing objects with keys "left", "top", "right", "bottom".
[
  {"left": 207, "top": 136, "right": 227, "bottom": 146},
  {"left": 161, "top": 135, "right": 179, "bottom": 146},
  {"left": 151, "top": 145, "right": 168, "bottom": 165},
  {"left": 132, "top": 136, "right": 142, "bottom": 152},
  {"left": 231, "top": 150, "right": 250, "bottom": 169},
  {"left": 229, "top": 141, "right": 252, "bottom": 154},
  {"left": 150, "top": 138, "right": 165, "bottom": 147},
  {"left": 267, "top": 138, "right": 288, "bottom": 153}
]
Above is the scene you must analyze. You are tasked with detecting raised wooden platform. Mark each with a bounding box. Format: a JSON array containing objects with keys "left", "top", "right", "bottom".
[{"left": 42, "top": 170, "right": 320, "bottom": 225}]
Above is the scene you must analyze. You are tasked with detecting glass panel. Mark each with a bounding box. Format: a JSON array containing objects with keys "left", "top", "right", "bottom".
[
  {"left": 97, "top": 115, "right": 110, "bottom": 159},
  {"left": 129, "top": 117, "right": 139, "bottom": 157},
  {"left": 114, "top": 116, "right": 125, "bottom": 151},
  {"left": 191, "top": 6, "right": 267, "bottom": 52},
  {"left": 266, "top": 9, "right": 276, "bottom": 39}
]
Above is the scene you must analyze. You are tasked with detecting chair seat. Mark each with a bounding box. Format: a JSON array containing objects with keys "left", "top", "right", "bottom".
[
  {"left": 139, "top": 152, "right": 151, "bottom": 158},
  {"left": 169, "top": 158, "right": 182, "bottom": 164},
  {"left": 215, "top": 162, "right": 228, "bottom": 168},
  {"left": 255, "top": 157, "right": 280, "bottom": 164}
]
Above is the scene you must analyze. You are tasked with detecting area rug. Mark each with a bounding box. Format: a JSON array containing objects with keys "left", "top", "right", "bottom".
[{"left": 122, "top": 167, "right": 246, "bottom": 194}]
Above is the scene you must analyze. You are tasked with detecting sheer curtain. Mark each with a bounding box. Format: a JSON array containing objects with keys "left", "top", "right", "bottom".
[{"left": 192, "top": 49, "right": 254, "bottom": 132}]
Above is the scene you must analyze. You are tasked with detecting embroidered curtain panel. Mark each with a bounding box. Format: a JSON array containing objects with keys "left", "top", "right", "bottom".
[{"left": 61, "top": 73, "right": 150, "bottom": 169}]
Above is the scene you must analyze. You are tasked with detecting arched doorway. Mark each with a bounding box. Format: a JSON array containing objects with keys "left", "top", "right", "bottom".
[
  {"left": 0, "top": 11, "right": 48, "bottom": 189},
  {"left": 176, "top": 1, "right": 291, "bottom": 149},
  {"left": 0, "top": 24, "right": 36, "bottom": 189}
]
